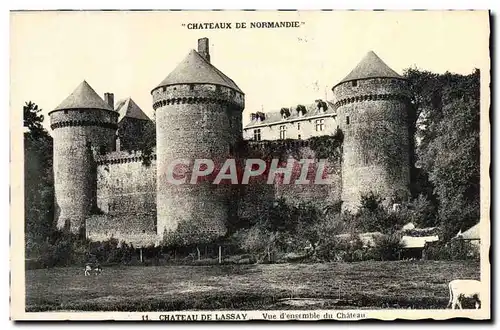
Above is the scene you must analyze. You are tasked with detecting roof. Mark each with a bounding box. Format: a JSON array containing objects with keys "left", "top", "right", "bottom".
[
  {"left": 334, "top": 51, "right": 404, "bottom": 87},
  {"left": 244, "top": 101, "right": 336, "bottom": 128},
  {"left": 54, "top": 80, "right": 114, "bottom": 111},
  {"left": 153, "top": 49, "right": 243, "bottom": 93},
  {"left": 456, "top": 223, "right": 480, "bottom": 240},
  {"left": 400, "top": 235, "right": 439, "bottom": 249},
  {"left": 402, "top": 222, "right": 416, "bottom": 231},
  {"left": 115, "top": 98, "right": 151, "bottom": 122}
]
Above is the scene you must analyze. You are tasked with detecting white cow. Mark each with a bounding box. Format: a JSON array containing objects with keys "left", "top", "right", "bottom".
[{"left": 447, "top": 279, "right": 482, "bottom": 309}]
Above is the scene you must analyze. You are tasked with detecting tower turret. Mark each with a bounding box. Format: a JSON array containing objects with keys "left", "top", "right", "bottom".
[
  {"left": 332, "top": 51, "right": 411, "bottom": 212},
  {"left": 152, "top": 38, "right": 245, "bottom": 240},
  {"left": 49, "top": 81, "right": 118, "bottom": 234}
]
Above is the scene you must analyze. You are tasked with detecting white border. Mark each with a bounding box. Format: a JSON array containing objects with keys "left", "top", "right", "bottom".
[{"left": 3, "top": 1, "right": 497, "bottom": 329}]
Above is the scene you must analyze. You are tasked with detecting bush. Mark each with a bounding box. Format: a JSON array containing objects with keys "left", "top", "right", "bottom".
[
  {"left": 315, "top": 234, "right": 365, "bottom": 262},
  {"left": 423, "top": 240, "right": 479, "bottom": 260},
  {"left": 372, "top": 234, "right": 403, "bottom": 261}
]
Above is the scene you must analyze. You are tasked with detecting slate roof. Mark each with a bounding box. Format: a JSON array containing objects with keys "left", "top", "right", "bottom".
[
  {"left": 154, "top": 49, "right": 243, "bottom": 93},
  {"left": 115, "top": 98, "right": 151, "bottom": 122},
  {"left": 334, "top": 51, "right": 404, "bottom": 87},
  {"left": 400, "top": 235, "right": 439, "bottom": 249},
  {"left": 54, "top": 80, "right": 114, "bottom": 111},
  {"left": 456, "top": 223, "right": 480, "bottom": 240},
  {"left": 244, "top": 101, "right": 336, "bottom": 128}
]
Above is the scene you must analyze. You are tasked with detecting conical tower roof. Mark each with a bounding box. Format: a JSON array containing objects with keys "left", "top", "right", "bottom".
[
  {"left": 54, "top": 80, "right": 114, "bottom": 111},
  {"left": 116, "top": 98, "right": 151, "bottom": 122},
  {"left": 334, "top": 51, "right": 404, "bottom": 87},
  {"left": 153, "top": 49, "right": 243, "bottom": 93}
]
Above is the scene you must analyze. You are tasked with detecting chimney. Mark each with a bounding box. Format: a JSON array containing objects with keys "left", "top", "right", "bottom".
[
  {"left": 198, "top": 38, "right": 210, "bottom": 63},
  {"left": 104, "top": 93, "right": 114, "bottom": 109}
]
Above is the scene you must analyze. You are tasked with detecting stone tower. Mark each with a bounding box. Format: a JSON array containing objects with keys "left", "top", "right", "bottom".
[
  {"left": 332, "top": 51, "right": 411, "bottom": 212},
  {"left": 49, "top": 81, "right": 118, "bottom": 234},
  {"left": 151, "top": 38, "right": 245, "bottom": 239}
]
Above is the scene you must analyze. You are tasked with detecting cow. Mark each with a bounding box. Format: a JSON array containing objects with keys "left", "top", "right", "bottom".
[
  {"left": 447, "top": 279, "right": 482, "bottom": 309},
  {"left": 85, "top": 263, "right": 102, "bottom": 276}
]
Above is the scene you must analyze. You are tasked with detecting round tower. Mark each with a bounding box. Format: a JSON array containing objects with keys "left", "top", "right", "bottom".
[
  {"left": 49, "top": 81, "right": 118, "bottom": 234},
  {"left": 152, "top": 38, "right": 245, "bottom": 240},
  {"left": 332, "top": 51, "right": 411, "bottom": 212}
]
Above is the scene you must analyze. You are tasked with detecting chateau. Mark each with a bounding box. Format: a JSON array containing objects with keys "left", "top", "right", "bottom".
[{"left": 49, "top": 38, "right": 411, "bottom": 247}]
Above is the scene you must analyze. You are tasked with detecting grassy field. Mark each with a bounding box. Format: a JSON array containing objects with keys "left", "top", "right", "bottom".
[{"left": 25, "top": 260, "right": 480, "bottom": 312}]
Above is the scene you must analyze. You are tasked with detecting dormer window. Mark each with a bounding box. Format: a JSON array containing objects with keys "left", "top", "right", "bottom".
[
  {"left": 280, "top": 107, "right": 291, "bottom": 119},
  {"left": 316, "top": 100, "right": 328, "bottom": 113},
  {"left": 296, "top": 105, "right": 307, "bottom": 117}
]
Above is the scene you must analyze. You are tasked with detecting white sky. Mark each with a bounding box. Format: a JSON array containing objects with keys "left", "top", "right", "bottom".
[{"left": 10, "top": 10, "right": 489, "bottom": 130}]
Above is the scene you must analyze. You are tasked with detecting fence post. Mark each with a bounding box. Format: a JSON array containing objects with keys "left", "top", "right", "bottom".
[{"left": 218, "top": 245, "right": 222, "bottom": 264}]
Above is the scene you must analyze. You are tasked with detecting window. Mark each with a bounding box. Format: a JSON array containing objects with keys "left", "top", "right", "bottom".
[
  {"left": 297, "top": 122, "right": 301, "bottom": 130},
  {"left": 352, "top": 80, "right": 358, "bottom": 87},
  {"left": 189, "top": 84, "right": 194, "bottom": 91},
  {"left": 253, "top": 129, "right": 261, "bottom": 141},
  {"left": 99, "top": 146, "right": 106, "bottom": 155},
  {"left": 315, "top": 119, "right": 325, "bottom": 132},
  {"left": 298, "top": 134, "right": 301, "bottom": 140},
  {"left": 279, "top": 125, "right": 287, "bottom": 139},
  {"left": 346, "top": 116, "right": 350, "bottom": 125}
]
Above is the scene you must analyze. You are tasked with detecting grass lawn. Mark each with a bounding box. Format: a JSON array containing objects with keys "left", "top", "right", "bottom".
[{"left": 25, "top": 260, "right": 480, "bottom": 311}]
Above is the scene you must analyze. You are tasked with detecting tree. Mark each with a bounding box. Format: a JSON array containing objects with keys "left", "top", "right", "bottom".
[
  {"left": 24, "top": 101, "right": 56, "bottom": 257},
  {"left": 417, "top": 70, "right": 480, "bottom": 239},
  {"left": 23, "top": 101, "right": 47, "bottom": 140}
]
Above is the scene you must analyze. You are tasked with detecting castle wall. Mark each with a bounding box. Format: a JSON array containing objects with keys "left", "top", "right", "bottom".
[
  {"left": 333, "top": 78, "right": 411, "bottom": 212},
  {"left": 50, "top": 108, "right": 118, "bottom": 233},
  {"left": 240, "top": 141, "right": 342, "bottom": 221},
  {"left": 272, "top": 146, "right": 342, "bottom": 207},
  {"left": 85, "top": 151, "right": 157, "bottom": 246},
  {"left": 95, "top": 151, "right": 156, "bottom": 215},
  {"left": 86, "top": 214, "right": 157, "bottom": 247},
  {"left": 152, "top": 84, "right": 244, "bottom": 238}
]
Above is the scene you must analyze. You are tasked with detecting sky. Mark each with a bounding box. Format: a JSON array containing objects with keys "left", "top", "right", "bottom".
[{"left": 10, "top": 10, "right": 489, "bottom": 131}]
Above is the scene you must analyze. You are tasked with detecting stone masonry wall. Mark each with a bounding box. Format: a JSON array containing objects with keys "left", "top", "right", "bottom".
[
  {"left": 153, "top": 83, "right": 244, "bottom": 238},
  {"left": 333, "top": 78, "right": 411, "bottom": 212},
  {"left": 240, "top": 141, "right": 342, "bottom": 222},
  {"left": 89, "top": 151, "right": 157, "bottom": 246},
  {"left": 50, "top": 108, "right": 118, "bottom": 233}
]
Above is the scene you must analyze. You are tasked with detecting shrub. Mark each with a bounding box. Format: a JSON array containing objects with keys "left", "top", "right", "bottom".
[
  {"left": 423, "top": 240, "right": 479, "bottom": 261},
  {"left": 373, "top": 234, "right": 403, "bottom": 261}
]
